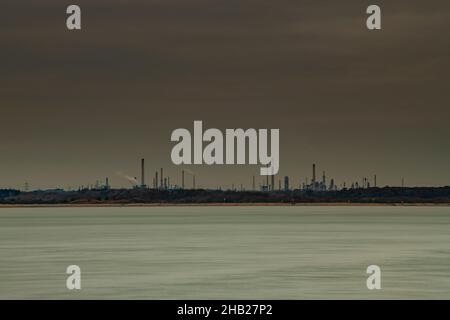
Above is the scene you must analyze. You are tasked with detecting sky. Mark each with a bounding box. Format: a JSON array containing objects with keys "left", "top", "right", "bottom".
[{"left": 1, "top": 0, "right": 449, "bottom": 190}]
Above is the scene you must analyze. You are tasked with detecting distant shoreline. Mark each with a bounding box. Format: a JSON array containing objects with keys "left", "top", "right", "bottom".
[
  {"left": 3, "top": 187, "right": 449, "bottom": 207},
  {"left": 1, "top": 202, "right": 449, "bottom": 208}
]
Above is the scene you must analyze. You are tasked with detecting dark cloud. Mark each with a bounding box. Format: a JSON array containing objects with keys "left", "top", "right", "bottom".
[{"left": 1, "top": 0, "right": 449, "bottom": 189}]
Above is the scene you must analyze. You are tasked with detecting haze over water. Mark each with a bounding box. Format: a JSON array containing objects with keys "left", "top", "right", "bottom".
[{"left": 1, "top": 206, "right": 449, "bottom": 299}]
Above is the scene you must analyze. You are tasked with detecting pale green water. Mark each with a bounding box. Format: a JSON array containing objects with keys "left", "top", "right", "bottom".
[{"left": 0, "top": 206, "right": 449, "bottom": 299}]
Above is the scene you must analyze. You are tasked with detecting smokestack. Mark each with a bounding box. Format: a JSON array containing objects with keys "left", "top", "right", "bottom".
[
  {"left": 374, "top": 174, "right": 377, "bottom": 188},
  {"left": 155, "top": 171, "right": 158, "bottom": 189},
  {"left": 312, "top": 164, "right": 316, "bottom": 184},
  {"left": 252, "top": 175, "right": 255, "bottom": 191},
  {"left": 182, "top": 170, "right": 185, "bottom": 189},
  {"left": 284, "top": 176, "right": 289, "bottom": 191},
  {"left": 141, "top": 158, "right": 145, "bottom": 188},
  {"left": 160, "top": 168, "right": 163, "bottom": 189}
]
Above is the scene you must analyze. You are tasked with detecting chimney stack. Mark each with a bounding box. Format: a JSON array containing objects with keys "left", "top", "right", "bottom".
[
  {"left": 182, "top": 170, "right": 185, "bottom": 189},
  {"left": 141, "top": 158, "right": 145, "bottom": 188},
  {"left": 312, "top": 164, "right": 316, "bottom": 184}
]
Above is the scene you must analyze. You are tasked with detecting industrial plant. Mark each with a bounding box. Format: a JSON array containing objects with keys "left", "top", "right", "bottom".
[
  {"left": 80, "top": 159, "right": 381, "bottom": 193},
  {"left": 1, "top": 157, "right": 449, "bottom": 205},
  {"left": 52, "top": 156, "right": 421, "bottom": 195}
]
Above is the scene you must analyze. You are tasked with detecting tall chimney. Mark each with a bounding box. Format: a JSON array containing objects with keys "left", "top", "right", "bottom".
[
  {"left": 374, "top": 174, "right": 377, "bottom": 188},
  {"left": 141, "top": 158, "right": 145, "bottom": 187},
  {"left": 160, "top": 168, "right": 163, "bottom": 189},
  {"left": 155, "top": 171, "right": 158, "bottom": 189},
  {"left": 312, "top": 164, "right": 316, "bottom": 183},
  {"left": 182, "top": 170, "right": 185, "bottom": 189}
]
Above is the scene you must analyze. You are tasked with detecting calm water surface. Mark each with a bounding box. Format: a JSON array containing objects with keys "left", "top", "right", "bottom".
[{"left": 0, "top": 206, "right": 449, "bottom": 299}]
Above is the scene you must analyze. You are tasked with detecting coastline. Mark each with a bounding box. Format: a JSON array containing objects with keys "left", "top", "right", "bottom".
[{"left": 1, "top": 202, "right": 449, "bottom": 208}]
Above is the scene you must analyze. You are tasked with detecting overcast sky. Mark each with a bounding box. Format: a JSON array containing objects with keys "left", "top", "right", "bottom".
[{"left": 1, "top": 0, "right": 449, "bottom": 190}]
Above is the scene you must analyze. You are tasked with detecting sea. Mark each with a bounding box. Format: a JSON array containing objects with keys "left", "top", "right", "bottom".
[{"left": 0, "top": 205, "right": 449, "bottom": 299}]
